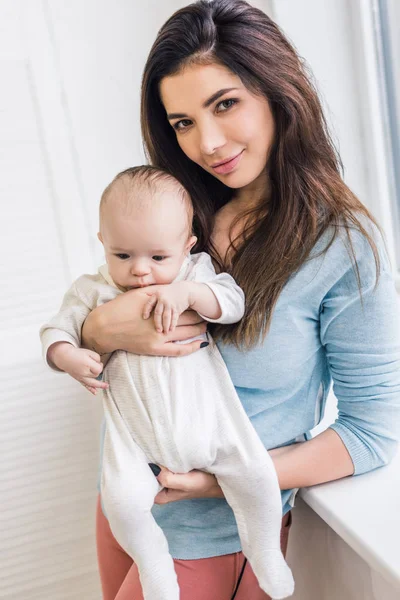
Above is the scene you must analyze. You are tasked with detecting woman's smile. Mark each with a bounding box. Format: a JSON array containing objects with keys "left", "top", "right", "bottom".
[{"left": 210, "top": 150, "right": 245, "bottom": 175}]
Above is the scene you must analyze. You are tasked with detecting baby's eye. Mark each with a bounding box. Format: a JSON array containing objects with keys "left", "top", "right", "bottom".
[
  {"left": 116, "top": 253, "right": 130, "bottom": 260},
  {"left": 152, "top": 255, "right": 165, "bottom": 262}
]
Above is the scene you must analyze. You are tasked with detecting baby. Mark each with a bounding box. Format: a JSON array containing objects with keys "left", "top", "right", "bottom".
[{"left": 40, "top": 166, "right": 294, "bottom": 600}]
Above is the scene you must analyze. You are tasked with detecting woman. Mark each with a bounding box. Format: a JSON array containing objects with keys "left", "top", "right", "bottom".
[{"left": 83, "top": 1, "right": 400, "bottom": 598}]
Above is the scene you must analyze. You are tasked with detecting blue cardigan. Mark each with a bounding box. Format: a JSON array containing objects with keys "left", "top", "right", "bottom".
[{"left": 99, "top": 221, "right": 400, "bottom": 559}]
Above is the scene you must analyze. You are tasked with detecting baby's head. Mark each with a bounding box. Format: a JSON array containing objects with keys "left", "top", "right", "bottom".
[{"left": 98, "top": 166, "right": 197, "bottom": 290}]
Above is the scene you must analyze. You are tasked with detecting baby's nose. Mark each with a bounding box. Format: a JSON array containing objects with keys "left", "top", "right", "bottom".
[{"left": 130, "top": 261, "right": 150, "bottom": 276}]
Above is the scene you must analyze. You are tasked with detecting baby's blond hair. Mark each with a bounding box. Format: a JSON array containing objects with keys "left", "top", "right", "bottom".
[{"left": 99, "top": 166, "right": 194, "bottom": 235}]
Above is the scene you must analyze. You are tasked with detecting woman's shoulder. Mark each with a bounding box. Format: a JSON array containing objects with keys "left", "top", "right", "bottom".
[
  {"left": 284, "top": 214, "right": 391, "bottom": 306},
  {"left": 305, "top": 214, "right": 392, "bottom": 296},
  {"left": 312, "top": 214, "right": 387, "bottom": 268}
]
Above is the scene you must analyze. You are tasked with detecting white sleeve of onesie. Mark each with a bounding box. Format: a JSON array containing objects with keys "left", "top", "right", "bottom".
[
  {"left": 39, "top": 279, "right": 95, "bottom": 370},
  {"left": 39, "top": 270, "right": 117, "bottom": 370},
  {"left": 186, "top": 252, "right": 245, "bottom": 324}
]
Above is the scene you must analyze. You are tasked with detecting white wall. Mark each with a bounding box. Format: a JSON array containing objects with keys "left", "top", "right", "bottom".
[
  {"left": 272, "top": 0, "right": 368, "bottom": 206},
  {"left": 1, "top": 2, "right": 101, "bottom": 597}
]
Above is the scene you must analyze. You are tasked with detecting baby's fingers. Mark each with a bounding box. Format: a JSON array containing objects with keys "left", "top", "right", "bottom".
[
  {"left": 84, "top": 384, "right": 97, "bottom": 395},
  {"left": 169, "top": 310, "right": 179, "bottom": 332},
  {"left": 143, "top": 295, "right": 158, "bottom": 320},
  {"left": 81, "top": 376, "right": 109, "bottom": 395},
  {"left": 154, "top": 302, "right": 165, "bottom": 333},
  {"left": 88, "top": 357, "right": 103, "bottom": 377},
  {"left": 162, "top": 307, "right": 172, "bottom": 334},
  {"left": 86, "top": 350, "right": 101, "bottom": 363},
  {"left": 80, "top": 381, "right": 97, "bottom": 395}
]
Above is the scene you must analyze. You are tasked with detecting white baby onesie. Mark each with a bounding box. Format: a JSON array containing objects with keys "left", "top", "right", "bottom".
[{"left": 40, "top": 252, "right": 294, "bottom": 600}]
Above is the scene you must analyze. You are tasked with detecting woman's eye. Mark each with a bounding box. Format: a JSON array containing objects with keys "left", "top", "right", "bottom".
[
  {"left": 173, "top": 119, "right": 192, "bottom": 131},
  {"left": 152, "top": 255, "right": 165, "bottom": 262},
  {"left": 116, "top": 253, "right": 129, "bottom": 260},
  {"left": 216, "top": 98, "right": 238, "bottom": 112}
]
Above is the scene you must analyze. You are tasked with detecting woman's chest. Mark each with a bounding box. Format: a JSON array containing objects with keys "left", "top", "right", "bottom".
[
  {"left": 217, "top": 268, "right": 325, "bottom": 392},
  {"left": 211, "top": 205, "right": 327, "bottom": 391},
  {"left": 211, "top": 204, "right": 247, "bottom": 265}
]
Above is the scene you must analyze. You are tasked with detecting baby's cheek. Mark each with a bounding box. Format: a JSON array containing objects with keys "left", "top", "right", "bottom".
[{"left": 154, "top": 264, "right": 181, "bottom": 285}]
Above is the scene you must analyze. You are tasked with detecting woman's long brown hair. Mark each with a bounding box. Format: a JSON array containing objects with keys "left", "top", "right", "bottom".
[{"left": 141, "top": 0, "right": 382, "bottom": 349}]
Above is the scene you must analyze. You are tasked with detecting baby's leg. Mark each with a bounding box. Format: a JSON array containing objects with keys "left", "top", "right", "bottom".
[
  {"left": 210, "top": 444, "right": 294, "bottom": 600},
  {"left": 101, "top": 392, "right": 179, "bottom": 600}
]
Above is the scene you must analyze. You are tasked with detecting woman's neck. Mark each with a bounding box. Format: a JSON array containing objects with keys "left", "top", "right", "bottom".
[{"left": 232, "top": 171, "right": 271, "bottom": 211}]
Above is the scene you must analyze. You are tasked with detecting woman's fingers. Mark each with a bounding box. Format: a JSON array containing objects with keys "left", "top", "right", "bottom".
[
  {"left": 160, "top": 340, "right": 207, "bottom": 357},
  {"left": 167, "top": 322, "right": 207, "bottom": 341},
  {"left": 154, "top": 488, "right": 187, "bottom": 505},
  {"left": 156, "top": 468, "right": 205, "bottom": 491},
  {"left": 153, "top": 467, "right": 191, "bottom": 502},
  {"left": 151, "top": 468, "right": 218, "bottom": 503}
]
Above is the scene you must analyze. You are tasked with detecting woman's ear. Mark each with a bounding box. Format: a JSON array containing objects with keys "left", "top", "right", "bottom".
[{"left": 186, "top": 235, "right": 197, "bottom": 253}]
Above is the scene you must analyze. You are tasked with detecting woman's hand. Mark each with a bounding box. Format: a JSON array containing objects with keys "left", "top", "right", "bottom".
[
  {"left": 81, "top": 287, "right": 207, "bottom": 356},
  {"left": 152, "top": 466, "right": 224, "bottom": 504}
]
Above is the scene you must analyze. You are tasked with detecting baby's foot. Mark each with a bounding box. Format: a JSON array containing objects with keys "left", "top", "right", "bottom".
[{"left": 251, "top": 549, "right": 294, "bottom": 599}]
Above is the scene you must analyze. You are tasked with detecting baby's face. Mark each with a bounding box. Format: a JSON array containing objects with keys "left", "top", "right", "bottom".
[{"left": 99, "top": 189, "right": 196, "bottom": 290}]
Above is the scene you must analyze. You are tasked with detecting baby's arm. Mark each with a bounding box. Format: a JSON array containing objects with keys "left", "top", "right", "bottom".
[
  {"left": 185, "top": 252, "right": 245, "bottom": 324},
  {"left": 186, "top": 282, "right": 222, "bottom": 320},
  {"left": 143, "top": 281, "right": 221, "bottom": 333},
  {"left": 40, "top": 276, "right": 110, "bottom": 394},
  {"left": 47, "top": 342, "right": 107, "bottom": 395},
  {"left": 143, "top": 253, "right": 245, "bottom": 333}
]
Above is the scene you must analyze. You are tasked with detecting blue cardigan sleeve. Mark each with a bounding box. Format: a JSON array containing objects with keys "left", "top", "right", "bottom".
[{"left": 319, "top": 228, "right": 400, "bottom": 475}]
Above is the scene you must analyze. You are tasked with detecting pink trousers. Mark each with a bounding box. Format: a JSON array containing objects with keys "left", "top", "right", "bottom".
[{"left": 96, "top": 496, "right": 292, "bottom": 600}]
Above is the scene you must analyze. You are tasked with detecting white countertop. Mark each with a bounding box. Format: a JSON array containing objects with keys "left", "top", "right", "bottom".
[{"left": 299, "top": 449, "right": 400, "bottom": 590}]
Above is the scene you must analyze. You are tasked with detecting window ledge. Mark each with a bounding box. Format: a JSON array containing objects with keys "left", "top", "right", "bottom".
[{"left": 299, "top": 449, "right": 400, "bottom": 589}]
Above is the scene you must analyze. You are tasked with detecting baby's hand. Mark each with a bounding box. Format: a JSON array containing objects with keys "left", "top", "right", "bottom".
[
  {"left": 142, "top": 282, "right": 193, "bottom": 333},
  {"left": 48, "top": 342, "right": 109, "bottom": 395}
]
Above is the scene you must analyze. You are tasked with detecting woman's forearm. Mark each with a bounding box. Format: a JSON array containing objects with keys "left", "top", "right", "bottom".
[
  {"left": 81, "top": 289, "right": 153, "bottom": 354},
  {"left": 81, "top": 307, "right": 115, "bottom": 354},
  {"left": 81, "top": 290, "right": 208, "bottom": 357},
  {"left": 203, "top": 428, "right": 355, "bottom": 501},
  {"left": 270, "top": 427, "right": 354, "bottom": 490}
]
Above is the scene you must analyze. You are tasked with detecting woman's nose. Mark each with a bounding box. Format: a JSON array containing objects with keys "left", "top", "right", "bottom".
[{"left": 198, "top": 121, "right": 226, "bottom": 156}]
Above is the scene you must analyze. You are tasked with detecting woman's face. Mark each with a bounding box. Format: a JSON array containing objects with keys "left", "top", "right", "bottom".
[{"left": 160, "top": 62, "right": 275, "bottom": 193}]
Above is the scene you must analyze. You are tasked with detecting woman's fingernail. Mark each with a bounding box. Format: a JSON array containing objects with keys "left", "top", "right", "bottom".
[
  {"left": 200, "top": 342, "right": 209, "bottom": 348},
  {"left": 148, "top": 463, "right": 161, "bottom": 476}
]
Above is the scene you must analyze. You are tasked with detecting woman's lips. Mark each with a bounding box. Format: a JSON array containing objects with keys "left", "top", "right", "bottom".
[{"left": 211, "top": 150, "right": 244, "bottom": 175}]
